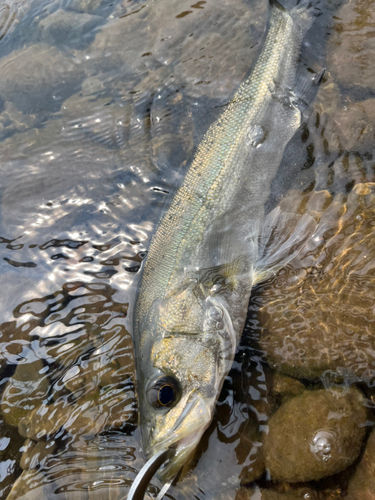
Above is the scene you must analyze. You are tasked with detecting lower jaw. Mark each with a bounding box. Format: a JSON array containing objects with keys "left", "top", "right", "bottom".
[{"left": 155, "top": 443, "right": 198, "bottom": 482}]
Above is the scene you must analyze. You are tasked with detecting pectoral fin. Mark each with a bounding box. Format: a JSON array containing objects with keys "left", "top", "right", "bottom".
[
  {"left": 253, "top": 206, "right": 317, "bottom": 285},
  {"left": 293, "top": 67, "right": 325, "bottom": 120}
]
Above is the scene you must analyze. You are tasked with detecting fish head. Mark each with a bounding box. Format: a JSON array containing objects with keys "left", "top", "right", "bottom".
[{"left": 136, "top": 282, "right": 237, "bottom": 479}]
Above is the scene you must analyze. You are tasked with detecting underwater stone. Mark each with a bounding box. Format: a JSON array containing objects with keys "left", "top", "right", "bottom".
[
  {"left": 234, "top": 488, "right": 254, "bottom": 500},
  {"left": 0, "top": 43, "right": 85, "bottom": 113},
  {"left": 232, "top": 486, "right": 322, "bottom": 499},
  {"left": 259, "top": 486, "right": 321, "bottom": 500},
  {"left": 318, "top": 99, "right": 375, "bottom": 155},
  {"left": 238, "top": 419, "right": 265, "bottom": 485},
  {"left": 66, "top": 0, "right": 108, "bottom": 13},
  {"left": 0, "top": 101, "right": 38, "bottom": 136},
  {"left": 347, "top": 429, "right": 375, "bottom": 500},
  {"left": 18, "top": 404, "right": 65, "bottom": 440},
  {"left": 0, "top": 418, "right": 24, "bottom": 498},
  {"left": 256, "top": 175, "right": 375, "bottom": 382},
  {"left": 328, "top": 0, "right": 375, "bottom": 91},
  {"left": 20, "top": 438, "right": 56, "bottom": 470},
  {"left": 164, "top": 0, "right": 267, "bottom": 100},
  {"left": 38, "top": 9, "right": 102, "bottom": 47},
  {"left": 264, "top": 388, "right": 368, "bottom": 482},
  {"left": 1, "top": 358, "right": 49, "bottom": 428},
  {"left": 268, "top": 373, "right": 306, "bottom": 411}
]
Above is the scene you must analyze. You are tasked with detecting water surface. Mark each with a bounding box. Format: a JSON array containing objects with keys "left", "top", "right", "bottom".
[{"left": 0, "top": 0, "right": 374, "bottom": 499}]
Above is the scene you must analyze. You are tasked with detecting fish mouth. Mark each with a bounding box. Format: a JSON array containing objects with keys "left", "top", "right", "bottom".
[{"left": 145, "top": 395, "right": 212, "bottom": 480}]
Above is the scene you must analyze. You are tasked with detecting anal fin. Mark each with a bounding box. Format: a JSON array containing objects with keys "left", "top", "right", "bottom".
[{"left": 253, "top": 206, "right": 317, "bottom": 284}]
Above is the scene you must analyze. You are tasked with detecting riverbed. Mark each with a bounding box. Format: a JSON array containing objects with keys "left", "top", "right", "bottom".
[{"left": 0, "top": 0, "right": 374, "bottom": 499}]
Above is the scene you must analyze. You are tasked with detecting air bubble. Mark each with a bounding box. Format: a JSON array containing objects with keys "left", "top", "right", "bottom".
[
  {"left": 247, "top": 124, "right": 266, "bottom": 147},
  {"left": 207, "top": 306, "right": 223, "bottom": 321},
  {"left": 310, "top": 430, "right": 334, "bottom": 462}
]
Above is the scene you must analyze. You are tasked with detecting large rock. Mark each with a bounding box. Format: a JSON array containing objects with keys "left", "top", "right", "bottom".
[
  {"left": 328, "top": 0, "right": 375, "bottom": 91},
  {"left": 256, "top": 158, "right": 375, "bottom": 382},
  {"left": 0, "top": 418, "right": 24, "bottom": 499},
  {"left": 313, "top": 96, "right": 375, "bottom": 156},
  {"left": 88, "top": 0, "right": 266, "bottom": 100},
  {"left": 259, "top": 486, "right": 320, "bottom": 500},
  {"left": 38, "top": 9, "right": 102, "bottom": 47},
  {"left": 232, "top": 485, "right": 331, "bottom": 499},
  {"left": 1, "top": 358, "right": 49, "bottom": 427},
  {"left": 347, "top": 429, "right": 375, "bottom": 500},
  {"left": 267, "top": 373, "right": 305, "bottom": 411},
  {"left": 20, "top": 438, "right": 56, "bottom": 470},
  {"left": 0, "top": 43, "right": 86, "bottom": 113},
  {"left": 66, "top": 0, "right": 109, "bottom": 13},
  {"left": 264, "top": 388, "right": 368, "bottom": 482},
  {"left": 6, "top": 434, "right": 142, "bottom": 500}
]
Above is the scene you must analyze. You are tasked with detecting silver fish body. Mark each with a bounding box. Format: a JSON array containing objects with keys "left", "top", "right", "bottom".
[{"left": 134, "top": 0, "right": 320, "bottom": 479}]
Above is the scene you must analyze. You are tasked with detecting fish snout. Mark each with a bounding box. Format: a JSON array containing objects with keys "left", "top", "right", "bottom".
[{"left": 146, "top": 394, "right": 212, "bottom": 479}]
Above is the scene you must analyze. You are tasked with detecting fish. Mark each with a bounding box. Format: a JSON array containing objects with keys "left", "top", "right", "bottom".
[{"left": 133, "top": 0, "right": 322, "bottom": 481}]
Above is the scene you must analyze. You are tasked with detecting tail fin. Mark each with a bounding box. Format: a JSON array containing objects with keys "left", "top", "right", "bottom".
[
  {"left": 270, "top": 0, "right": 322, "bottom": 36},
  {"left": 269, "top": 0, "right": 286, "bottom": 11}
]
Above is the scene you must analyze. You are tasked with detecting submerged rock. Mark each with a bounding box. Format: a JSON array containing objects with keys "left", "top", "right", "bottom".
[
  {"left": 6, "top": 434, "right": 142, "bottom": 500},
  {"left": 66, "top": 0, "right": 109, "bottom": 14},
  {"left": 326, "top": 99, "right": 375, "bottom": 153},
  {"left": 267, "top": 373, "right": 306, "bottom": 411},
  {"left": 233, "top": 485, "right": 324, "bottom": 500},
  {"left": 88, "top": 0, "right": 266, "bottom": 101},
  {"left": 328, "top": 0, "right": 375, "bottom": 91},
  {"left": 38, "top": 9, "right": 102, "bottom": 47},
  {"left": 20, "top": 438, "right": 56, "bottom": 470},
  {"left": 256, "top": 158, "right": 375, "bottom": 382},
  {"left": 0, "top": 419, "right": 24, "bottom": 498},
  {"left": 264, "top": 388, "right": 368, "bottom": 482},
  {"left": 0, "top": 43, "right": 86, "bottom": 113},
  {"left": 260, "top": 486, "right": 320, "bottom": 500},
  {"left": 1, "top": 358, "right": 49, "bottom": 428},
  {"left": 0, "top": 101, "right": 38, "bottom": 137},
  {"left": 313, "top": 95, "right": 375, "bottom": 157},
  {"left": 347, "top": 429, "right": 375, "bottom": 500}
]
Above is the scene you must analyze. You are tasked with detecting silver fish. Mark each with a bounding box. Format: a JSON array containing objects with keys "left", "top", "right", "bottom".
[{"left": 133, "top": 0, "right": 321, "bottom": 480}]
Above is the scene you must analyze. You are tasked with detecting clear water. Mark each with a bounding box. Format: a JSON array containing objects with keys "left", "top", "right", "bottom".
[{"left": 0, "top": 0, "right": 374, "bottom": 498}]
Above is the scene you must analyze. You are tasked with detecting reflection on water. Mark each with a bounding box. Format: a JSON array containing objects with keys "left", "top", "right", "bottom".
[{"left": 0, "top": 0, "right": 374, "bottom": 498}]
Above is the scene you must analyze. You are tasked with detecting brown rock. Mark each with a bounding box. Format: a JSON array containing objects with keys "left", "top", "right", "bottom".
[
  {"left": 268, "top": 373, "right": 306, "bottom": 411},
  {"left": 264, "top": 388, "right": 368, "bottom": 482},
  {"left": 314, "top": 98, "right": 375, "bottom": 156},
  {"left": 234, "top": 487, "right": 255, "bottom": 500},
  {"left": 1, "top": 358, "right": 49, "bottom": 427},
  {"left": 260, "top": 486, "right": 320, "bottom": 500},
  {"left": 257, "top": 172, "right": 375, "bottom": 382},
  {"left": 0, "top": 418, "right": 25, "bottom": 498},
  {"left": 18, "top": 404, "right": 65, "bottom": 440},
  {"left": 347, "top": 429, "right": 375, "bottom": 500},
  {"left": 328, "top": 0, "right": 375, "bottom": 91},
  {"left": 20, "top": 438, "right": 56, "bottom": 470}
]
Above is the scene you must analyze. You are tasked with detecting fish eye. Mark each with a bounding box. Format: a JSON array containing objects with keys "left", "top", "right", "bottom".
[{"left": 148, "top": 376, "right": 181, "bottom": 409}]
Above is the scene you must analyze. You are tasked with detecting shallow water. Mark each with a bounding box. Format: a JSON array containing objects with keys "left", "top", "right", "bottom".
[{"left": 0, "top": 0, "right": 374, "bottom": 498}]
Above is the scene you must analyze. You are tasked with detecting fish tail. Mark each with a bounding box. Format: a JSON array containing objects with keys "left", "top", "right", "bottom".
[{"left": 270, "top": 0, "right": 322, "bottom": 36}]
